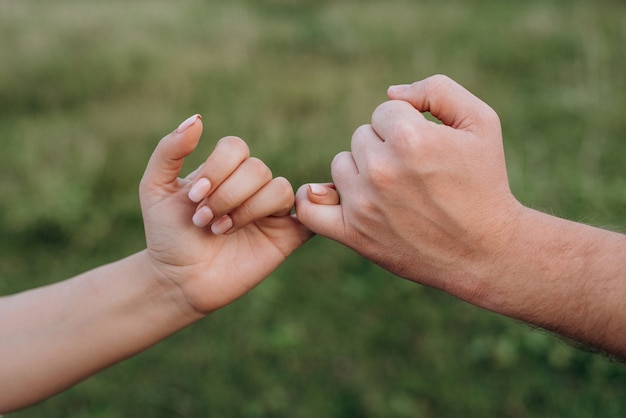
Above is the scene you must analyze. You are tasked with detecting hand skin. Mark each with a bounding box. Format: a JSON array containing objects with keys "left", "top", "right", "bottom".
[
  {"left": 0, "top": 115, "right": 312, "bottom": 412},
  {"left": 296, "top": 75, "right": 626, "bottom": 357}
]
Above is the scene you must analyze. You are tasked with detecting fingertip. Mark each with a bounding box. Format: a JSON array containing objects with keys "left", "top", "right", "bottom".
[
  {"left": 141, "top": 114, "right": 204, "bottom": 189},
  {"left": 188, "top": 177, "right": 212, "bottom": 203},
  {"left": 295, "top": 183, "right": 343, "bottom": 240},
  {"left": 308, "top": 183, "right": 328, "bottom": 196},
  {"left": 192, "top": 205, "right": 214, "bottom": 228},
  {"left": 211, "top": 215, "right": 233, "bottom": 235},
  {"left": 215, "top": 135, "right": 250, "bottom": 159},
  {"left": 174, "top": 114, "right": 203, "bottom": 154},
  {"left": 387, "top": 84, "right": 410, "bottom": 98},
  {"left": 158, "top": 114, "right": 204, "bottom": 163},
  {"left": 307, "top": 183, "right": 340, "bottom": 205},
  {"left": 176, "top": 114, "right": 202, "bottom": 134}
]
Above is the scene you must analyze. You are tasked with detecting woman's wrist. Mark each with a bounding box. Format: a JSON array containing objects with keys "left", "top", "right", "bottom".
[{"left": 134, "top": 250, "right": 207, "bottom": 331}]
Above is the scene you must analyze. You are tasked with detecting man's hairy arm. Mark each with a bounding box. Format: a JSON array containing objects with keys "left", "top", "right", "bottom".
[{"left": 481, "top": 209, "right": 626, "bottom": 355}]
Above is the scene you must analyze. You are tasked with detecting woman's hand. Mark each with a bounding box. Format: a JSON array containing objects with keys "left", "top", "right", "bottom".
[{"left": 140, "top": 115, "right": 312, "bottom": 314}]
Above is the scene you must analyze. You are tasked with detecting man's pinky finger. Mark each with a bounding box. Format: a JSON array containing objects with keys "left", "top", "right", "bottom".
[
  {"left": 295, "top": 184, "right": 346, "bottom": 243},
  {"left": 306, "top": 183, "right": 340, "bottom": 206}
]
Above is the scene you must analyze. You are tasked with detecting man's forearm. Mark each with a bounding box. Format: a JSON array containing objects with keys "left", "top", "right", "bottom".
[{"left": 473, "top": 208, "right": 626, "bottom": 356}]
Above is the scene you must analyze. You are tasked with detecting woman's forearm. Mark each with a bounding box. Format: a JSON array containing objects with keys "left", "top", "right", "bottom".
[{"left": 0, "top": 250, "right": 202, "bottom": 413}]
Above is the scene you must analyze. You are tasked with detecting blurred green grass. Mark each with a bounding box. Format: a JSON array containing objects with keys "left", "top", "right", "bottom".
[{"left": 1, "top": 0, "right": 625, "bottom": 416}]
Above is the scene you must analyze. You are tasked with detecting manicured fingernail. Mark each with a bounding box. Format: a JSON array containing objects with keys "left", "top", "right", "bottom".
[
  {"left": 211, "top": 215, "right": 233, "bottom": 235},
  {"left": 188, "top": 178, "right": 211, "bottom": 203},
  {"left": 176, "top": 114, "right": 201, "bottom": 133},
  {"left": 309, "top": 184, "right": 328, "bottom": 196},
  {"left": 192, "top": 206, "right": 214, "bottom": 227},
  {"left": 388, "top": 84, "right": 409, "bottom": 94}
]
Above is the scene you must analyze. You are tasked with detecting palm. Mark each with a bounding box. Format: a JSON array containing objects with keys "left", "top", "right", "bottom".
[{"left": 142, "top": 183, "right": 310, "bottom": 313}]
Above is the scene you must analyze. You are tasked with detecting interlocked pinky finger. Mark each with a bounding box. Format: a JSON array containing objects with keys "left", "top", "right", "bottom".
[{"left": 221, "top": 177, "right": 295, "bottom": 234}]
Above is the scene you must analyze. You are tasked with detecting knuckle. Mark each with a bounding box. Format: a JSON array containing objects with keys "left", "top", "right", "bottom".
[
  {"left": 274, "top": 177, "right": 296, "bottom": 209},
  {"left": 372, "top": 100, "right": 395, "bottom": 121},
  {"left": 393, "top": 119, "right": 420, "bottom": 145},
  {"left": 425, "top": 74, "right": 453, "bottom": 90},
  {"left": 330, "top": 151, "right": 349, "bottom": 168},
  {"left": 351, "top": 124, "right": 374, "bottom": 148},
  {"left": 482, "top": 105, "right": 501, "bottom": 129},
  {"left": 217, "top": 136, "right": 250, "bottom": 158},
  {"left": 366, "top": 156, "right": 396, "bottom": 188},
  {"left": 273, "top": 176, "right": 294, "bottom": 195},
  {"left": 247, "top": 157, "right": 272, "bottom": 180},
  {"left": 352, "top": 124, "right": 372, "bottom": 139},
  {"left": 330, "top": 151, "right": 352, "bottom": 179},
  {"left": 422, "top": 74, "right": 455, "bottom": 101}
]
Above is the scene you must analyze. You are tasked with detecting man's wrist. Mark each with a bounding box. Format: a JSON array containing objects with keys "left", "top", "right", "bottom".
[{"left": 467, "top": 206, "right": 626, "bottom": 355}]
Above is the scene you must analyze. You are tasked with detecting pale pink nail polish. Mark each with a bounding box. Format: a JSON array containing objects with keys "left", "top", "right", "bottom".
[
  {"left": 188, "top": 178, "right": 212, "bottom": 203},
  {"left": 192, "top": 206, "right": 214, "bottom": 227},
  {"left": 309, "top": 184, "right": 328, "bottom": 196},
  {"left": 211, "top": 215, "right": 233, "bottom": 235},
  {"left": 176, "top": 114, "right": 201, "bottom": 133}
]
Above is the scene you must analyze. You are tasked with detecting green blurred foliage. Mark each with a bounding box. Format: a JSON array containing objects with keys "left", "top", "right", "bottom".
[{"left": 1, "top": 0, "right": 625, "bottom": 416}]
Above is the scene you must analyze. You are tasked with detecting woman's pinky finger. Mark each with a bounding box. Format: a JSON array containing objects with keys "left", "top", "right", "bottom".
[{"left": 216, "top": 177, "right": 295, "bottom": 235}]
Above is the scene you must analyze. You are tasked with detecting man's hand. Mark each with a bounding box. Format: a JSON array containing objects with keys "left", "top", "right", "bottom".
[{"left": 296, "top": 75, "right": 523, "bottom": 297}]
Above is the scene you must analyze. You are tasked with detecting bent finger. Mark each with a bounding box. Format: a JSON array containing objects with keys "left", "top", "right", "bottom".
[
  {"left": 350, "top": 124, "right": 388, "bottom": 172},
  {"left": 295, "top": 183, "right": 345, "bottom": 242},
  {"left": 217, "top": 177, "right": 295, "bottom": 235},
  {"left": 203, "top": 157, "right": 273, "bottom": 221},
  {"left": 370, "top": 100, "right": 427, "bottom": 146},
  {"left": 387, "top": 74, "right": 498, "bottom": 131},
  {"left": 187, "top": 136, "right": 251, "bottom": 203}
]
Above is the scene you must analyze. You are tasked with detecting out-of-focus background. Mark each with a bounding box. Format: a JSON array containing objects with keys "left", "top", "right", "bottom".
[{"left": 1, "top": 0, "right": 625, "bottom": 416}]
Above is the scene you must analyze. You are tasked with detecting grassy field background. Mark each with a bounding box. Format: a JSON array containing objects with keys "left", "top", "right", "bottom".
[{"left": 1, "top": 0, "right": 625, "bottom": 416}]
